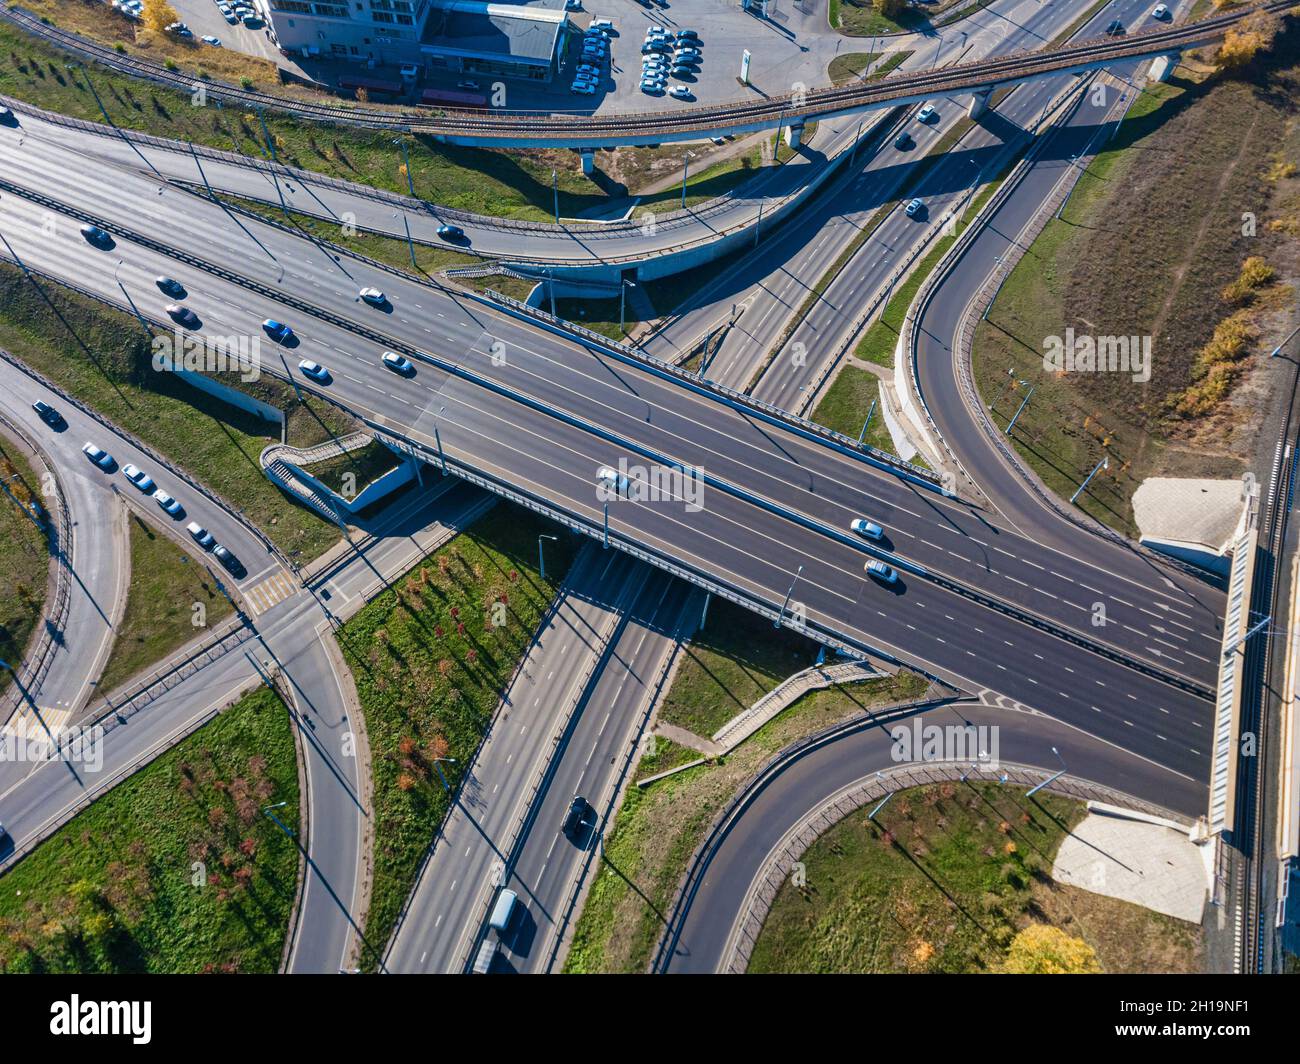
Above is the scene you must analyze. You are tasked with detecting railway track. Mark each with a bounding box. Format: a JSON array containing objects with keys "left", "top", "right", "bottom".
[{"left": 1, "top": 1, "right": 1290, "bottom": 142}]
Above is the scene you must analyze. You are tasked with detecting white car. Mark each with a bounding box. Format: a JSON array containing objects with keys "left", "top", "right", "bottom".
[
  {"left": 905, "top": 198, "right": 924, "bottom": 217},
  {"left": 850, "top": 518, "right": 884, "bottom": 540},
  {"left": 359, "top": 287, "right": 386, "bottom": 305},
  {"left": 187, "top": 522, "right": 216, "bottom": 550},
  {"left": 865, "top": 559, "right": 898, "bottom": 584},
  {"left": 122, "top": 464, "right": 155, "bottom": 493},
  {"left": 917, "top": 104, "right": 936, "bottom": 123},
  {"left": 597, "top": 465, "right": 630, "bottom": 494},
  {"left": 154, "top": 491, "right": 184, "bottom": 517},
  {"left": 82, "top": 443, "right": 114, "bottom": 470},
  {"left": 382, "top": 351, "right": 414, "bottom": 375},
  {"left": 571, "top": 82, "right": 597, "bottom": 94},
  {"left": 201, "top": 35, "right": 222, "bottom": 47},
  {"left": 298, "top": 359, "right": 330, "bottom": 383},
  {"left": 668, "top": 85, "right": 693, "bottom": 99},
  {"left": 1152, "top": 3, "right": 1170, "bottom": 18},
  {"left": 640, "top": 81, "right": 665, "bottom": 94}
]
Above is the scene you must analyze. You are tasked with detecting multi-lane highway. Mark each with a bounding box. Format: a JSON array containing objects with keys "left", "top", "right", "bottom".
[{"left": 0, "top": 121, "right": 1227, "bottom": 784}]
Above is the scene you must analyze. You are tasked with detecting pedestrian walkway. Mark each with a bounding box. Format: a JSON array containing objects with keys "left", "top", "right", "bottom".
[{"left": 244, "top": 570, "right": 298, "bottom": 616}]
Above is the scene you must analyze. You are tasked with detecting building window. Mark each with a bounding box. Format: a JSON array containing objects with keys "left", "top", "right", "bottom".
[
  {"left": 372, "top": 11, "right": 393, "bottom": 22},
  {"left": 396, "top": 13, "right": 412, "bottom": 23}
]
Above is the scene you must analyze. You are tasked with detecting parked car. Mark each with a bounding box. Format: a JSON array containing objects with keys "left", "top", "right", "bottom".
[
  {"left": 201, "top": 35, "right": 222, "bottom": 46},
  {"left": 261, "top": 319, "right": 295, "bottom": 344},
  {"left": 669, "top": 85, "right": 693, "bottom": 99},
  {"left": 213, "top": 545, "right": 245, "bottom": 577},
  {"left": 589, "top": 17, "right": 614, "bottom": 32},
  {"left": 82, "top": 442, "right": 114, "bottom": 470},
  {"left": 457, "top": 79, "right": 482, "bottom": 91},
  {"left": 122, "top": 464, "right": 155, "bottom": 493},
  {"left": 1105, "top": 18, "right": 1125, "bottom": 35},
  {"left": 571, "top": 82, "right": 597, "bottom": 95},
  {"left": 865, "top": 559, "right": 898, "bottom": 584},
  {"left": 850, "top": 518, "right": 884, "bottom": 540},
  {"left": 358, "top": 286, "right": 386, "bottom": 306},
  {"left": 187, "top": 521, "right": 216, "bottom": 550},
  {"left": 154, "top": 491, "right": 184, "bottom": 518},
  {"left": 437, "top": 224, "right": 467, "bottom": 243},
  {"left": 381, "top": 351, "right": 414, "bottom": 375},
  {"left": 298, "top": 359, "right": 330, "bottom": 383},
  {"left": 32, "top": 400, "right": 62, "bottom": 427},
  {"left": 675, "top": 28, "right": 699, "bottom": 41},
  {"left": 165, "top": 21, "right": 193, "bottom": 37},
  {"left": 640, "top": 81, "right": 665, "bottom": 94}
]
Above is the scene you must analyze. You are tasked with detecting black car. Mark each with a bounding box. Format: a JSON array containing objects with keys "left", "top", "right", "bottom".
[
  {"left": 894, "top": 131, "right": 913, "bottom": 150},
  {"left": 80, "top": 224, "right": 112, "bottom": 246},
  {"left": 1105, "top": 18, "right": 1125, "bottom": 35},
  {"left": 213, "top": 545, "right": 246, "bottom": 578},
  {"left": 437, "top": 223, "right": 467, "bottom": 243},
  {"left": 32, "top": 400, "right": 62, "bottom": 427},
  {"left": 562, "top": 795, "right": 593, "bottom": 839}
]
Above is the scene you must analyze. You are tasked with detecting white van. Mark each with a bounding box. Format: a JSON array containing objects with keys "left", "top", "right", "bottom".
[{"left": 488, "top": 887, "right": 517, "bottom": 932}]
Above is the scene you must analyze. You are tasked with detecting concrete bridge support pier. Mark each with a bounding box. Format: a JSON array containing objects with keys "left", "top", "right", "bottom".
[
  {"left": 967, "top": 88, "right": 991, "bottom": 119},
  {"left": 784, "top": 121, "right": 805, "bottom": 149},
  {"left": 580, "top": 149, "right": 595, "bottom": 175},
  {"left": 1148, "top": 52, "right": 1179, "bottom": 83}
]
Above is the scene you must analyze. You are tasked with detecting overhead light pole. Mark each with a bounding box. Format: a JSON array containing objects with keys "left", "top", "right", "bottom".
[
  {"left": 538, "top": 533, "right": 557, "bottom": 581},
  {"left": 1070, "top": 454, "right": 1109, "bottom": 504},
  {"left": 774, "top": 564, "right": 803, "bottom": 629}
]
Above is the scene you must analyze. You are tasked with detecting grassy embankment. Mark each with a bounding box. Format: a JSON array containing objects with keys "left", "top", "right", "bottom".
[
  {"left": 0, "top": 685, "right": 300, "bottom": 973},
  {"left": 0, "top": 440, "right": 50, "bottom": 695}
]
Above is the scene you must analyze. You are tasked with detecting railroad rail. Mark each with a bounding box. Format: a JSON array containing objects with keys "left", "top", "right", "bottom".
[{"left": 1, "top": 1, "right": 1290, "bottom": 145}]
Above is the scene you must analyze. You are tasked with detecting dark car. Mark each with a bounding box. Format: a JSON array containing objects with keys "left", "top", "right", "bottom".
[
  {"left": 80, "top": 224, "right": 112, "bottom": 246},
  {"left": 1105, "top": 18, "right": 1125, "bottom": 35},
  {"left": 437, "top": 223, "right": 467, "bottom": 243},
  {"left": 32, "top": 400, "right": 62, "bottom": 427},
  {"left": 165, "top": 303, "right": 198, "bottom": 327},
  {"left": 156, "top": 276, "right": 186, "bottom": 298},
  {"left": 562, "top": 795, "right": 593, "bottom": 840},
  {"left": 213, "top": 545, "right": 245, "bottom": 577},
  {"left": 894, "top": 131, "right": 913, "bottom": 150},
  {"left": 261, "top": 318, "right": 295, "bottom": 344}
]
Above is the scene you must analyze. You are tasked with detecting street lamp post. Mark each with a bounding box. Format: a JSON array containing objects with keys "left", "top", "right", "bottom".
[
  {"left": 538, "top": 534, "right": 558, "bottom": 581},
  {"left": 1025, "top": 746, "right": 1066, "bottom": 798},
  {"left": 1270, "top": 321, "right": 1300, "bottom": 358},
  {"left": 774, "top": 564, "right": 803, "bottom": 629},
  {"left": 1006, "top": 384, "right": 1034, "bottom": 436},
  {"left": 1070, "top": 454, "right": 1109, "bottom": 504},
  {"left": 619, "top": 277, "right": 636, "bottom": 335},
  {"left": 681, "top": 153, "right": 692, "bottom": 210},
  {"left": 394, "top": 138, "right": 415, "bottom": 197},
  {"left": 431, "top": 757, "right": 457, "bottom": 793}
]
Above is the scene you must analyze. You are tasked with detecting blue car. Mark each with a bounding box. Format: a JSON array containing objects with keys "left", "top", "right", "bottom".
[{"left": 262, "top": 319, "right": 295, "bottom": 344}]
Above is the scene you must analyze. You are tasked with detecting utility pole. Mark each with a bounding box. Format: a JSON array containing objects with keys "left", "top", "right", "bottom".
[
  {"left": 681, "top": 153, "right": 690, "bottom": 210},
  {"left": 538, "top": 534, "right": 557, "bottom": 581},
  {"left": 553, "top": 169, "right": 560, "bottom": 225},
  {"left": 1070, "top": 454, "right": 1108, "bottom": 504},
  {"left": 1006, "top": 384, "right": 1034, "bottom": 436}
]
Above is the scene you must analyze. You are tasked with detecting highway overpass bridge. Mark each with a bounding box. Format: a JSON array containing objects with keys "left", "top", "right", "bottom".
[{"left": 1, "top": 1, "right": 1289, "bottom": 148}]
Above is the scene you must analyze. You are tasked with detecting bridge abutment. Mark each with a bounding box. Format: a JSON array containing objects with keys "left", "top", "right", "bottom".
[
  {"left": 784, "top": 121, "right": 804, "bottom": 150},
  {"left": 967, "top": 89, "right": 991, "bottom": 119},
  {"left": 1148, "top": 53, "right": 1179, "bottom": 83},
  {"left": 580, "top": 149, "right": 595, "bottom": 175}
]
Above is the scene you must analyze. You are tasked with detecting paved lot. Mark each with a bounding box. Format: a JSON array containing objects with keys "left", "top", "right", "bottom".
[{"left": 1052, "top": 811, "right": 1210, "bottom": 924}]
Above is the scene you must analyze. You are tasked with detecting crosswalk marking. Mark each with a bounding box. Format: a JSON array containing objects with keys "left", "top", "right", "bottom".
[
  {"left": 243, "top": 571, "right": 298, "bottom": 616},
  {"left": 5, "top": 703, "right": 75, "bottom": 739}
]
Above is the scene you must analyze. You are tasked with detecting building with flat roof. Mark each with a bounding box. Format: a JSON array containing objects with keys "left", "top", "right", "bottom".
[
  {"left": 420, "top": 0, "right": 569, "bottom": 80},
  {"left": 257, "top": 0, "right": 570, "bottom": 81}
]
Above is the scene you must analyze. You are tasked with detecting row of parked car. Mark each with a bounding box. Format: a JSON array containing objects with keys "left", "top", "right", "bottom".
[
  {"left": 216, "top": 0, "right": 262, "bottom": 29},
  {"left": 641, "top": 25, "right": 700, "bottom": 99},
  {"left": 72, "top": 426, "right": 245, "bottom": 576},
  {"left": 571, "top": 20, "right": 615, "bottom": 95}
]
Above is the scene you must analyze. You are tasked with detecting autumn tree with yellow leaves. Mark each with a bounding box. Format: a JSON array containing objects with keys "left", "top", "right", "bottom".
[
  {"left": 1002, "top": 924, "right": 1101, "bottom": 973},
  {"left": 141, "top": 0, "right": 180, "bottom": 34}
]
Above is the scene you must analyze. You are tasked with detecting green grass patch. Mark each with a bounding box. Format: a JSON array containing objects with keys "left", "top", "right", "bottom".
[
  {"left": 833, "top": 0, "right": 929, "bottom": 37},
  {"left": 0, "top": 262, "right": 350, "bottom": 560},
  {"left": 95, "top": 512, "right": 233, "bottom": 694},
  {"left": 0, "top": 439, "right": 50, "bottom": 694},
  {"left": 748, "top": 781, "right": 1202, "bottom": 973},
  {"left": 0, "top": 685, "right": 300, "bottom": 973},
  {"left": 335, "top": 503, "right": 579, "bottom": 966},
  {"left": 564, "top": 669, "right": 930, "bottom": 973},
  {"left": 657, "top": 597, "right": 818, "bottom": 739},
  {"left": 811, "top": 365, "right": 897, "bottom": 454}
]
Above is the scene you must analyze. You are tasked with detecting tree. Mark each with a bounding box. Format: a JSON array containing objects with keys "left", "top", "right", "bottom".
[
  {"left": 142, "top": 0, "right": 180, "bottom": 34},
  {"left": 873, "top": 0, "right": 907, "bottom": 17},
  {"left": 1002, "top": 924, "right": 1101, "bottom": 973},
  {"left": 1215, "top": 11, "right": 1281, "bottom": 71}
]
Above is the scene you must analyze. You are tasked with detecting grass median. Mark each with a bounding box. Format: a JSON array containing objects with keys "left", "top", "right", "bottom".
[
  {"left": 94, "top": 511, "right": 233, "bottom": 694},
  {"left": 0, "top": 438, "right": 50, "bottom": 695},
  {"left": 564, "top": 668, "right": 930, "bottom": 973},
  {"left": 0, "top": 684, "right": 300, "bottom": 973},
  {"left": 335, "top": 502, "right": 579, "bottom": 967}
]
